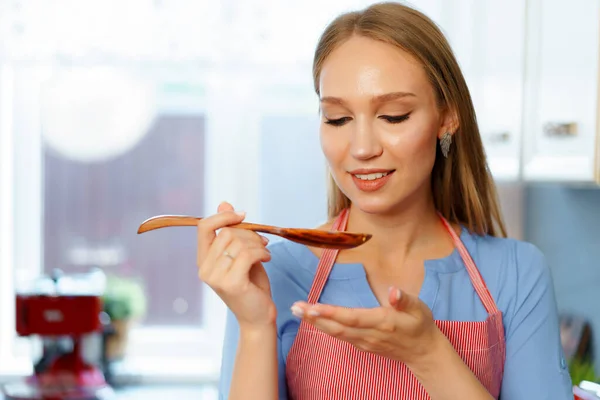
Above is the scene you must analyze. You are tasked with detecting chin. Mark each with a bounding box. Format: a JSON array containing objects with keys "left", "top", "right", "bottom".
[
  {"left": 348, "top": 195, "right": 402, "bottom": 216},
  {"left": 335, "top": 179, "right": 397, "bottom": 216}
]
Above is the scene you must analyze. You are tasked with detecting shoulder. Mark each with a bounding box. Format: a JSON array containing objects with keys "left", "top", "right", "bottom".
[
  {"left": 467, "top": 230, "right": 545, "bottom": 266},
  {"left": 464, "top": 231, "right": 556, "bottom": 329},
  {"left": 466, "top": 231, "right": 551, "bottom": 289}
]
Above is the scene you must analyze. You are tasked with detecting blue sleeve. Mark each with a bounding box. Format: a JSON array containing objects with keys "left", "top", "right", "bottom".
[
  {"left": 217, "top": 305, "right": 289, "bottom": 400},
  {"left": 500, "top": 244, "right": 573, "bottom": 399}
]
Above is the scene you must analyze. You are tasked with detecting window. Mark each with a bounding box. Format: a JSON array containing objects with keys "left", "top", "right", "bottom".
[
  {"left": 0, "top": 63, "right": 327, "bottom": 379},
  {"left": 0, "top": 64, "right": 229, "bottom": 378},
  {"left": 0, "top": 0, "right": 382, "bottom": 382},
  {"left": 42, "top": 80, "right": 207, "bottom": 329}
]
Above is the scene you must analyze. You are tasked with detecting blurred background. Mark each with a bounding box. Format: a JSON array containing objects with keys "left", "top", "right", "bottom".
[{"left": 0, "top": 0, "right": 599, "bottom": 399}]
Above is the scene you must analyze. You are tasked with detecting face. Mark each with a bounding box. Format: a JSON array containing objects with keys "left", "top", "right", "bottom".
[{"left": 318, "top": 35, "right": 455, "bottom": 215}]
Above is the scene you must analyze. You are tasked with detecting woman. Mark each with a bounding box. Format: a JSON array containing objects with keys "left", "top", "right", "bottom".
[{"left": 198, "top": 2, "right": 574, "bottom": 399}]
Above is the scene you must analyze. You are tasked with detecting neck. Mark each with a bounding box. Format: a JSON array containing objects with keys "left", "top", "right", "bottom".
[{"left": 345, "top": 191, "right": 449, "bottom": 263}]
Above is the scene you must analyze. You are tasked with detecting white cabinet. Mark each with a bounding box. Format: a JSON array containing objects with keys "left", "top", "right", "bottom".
[
  {"left": 469, "top": 0, "right": 526, "bottom": 182},
  {"left": 437, "top": 0, "right": 526, "bottom": 181},
  {"left": 433, "top": 0, "right": 600, "bottom": 184},
  {"left": 522, "top": 0, "right": 600, "bottom": 184}
]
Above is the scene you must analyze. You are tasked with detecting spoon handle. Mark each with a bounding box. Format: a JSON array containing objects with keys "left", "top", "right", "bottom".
[
  {"left": 137, "top": 215, "right": 277, "bottom": 234},
  {"left": 137, "top": 215, "right": 371, "bottom": 250}
]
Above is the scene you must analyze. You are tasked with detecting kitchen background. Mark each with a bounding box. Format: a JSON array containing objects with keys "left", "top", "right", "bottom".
[{"left": 0, "top": 0, "right": 599, "bottom": 399}]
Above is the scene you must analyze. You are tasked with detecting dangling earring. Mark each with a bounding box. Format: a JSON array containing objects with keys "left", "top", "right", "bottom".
[{"left": 440, "top": 132, "right": 452, "bottom": 158}]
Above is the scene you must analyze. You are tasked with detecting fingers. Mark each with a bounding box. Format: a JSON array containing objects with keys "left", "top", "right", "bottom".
[
  {"left": 202, "top": 244, "right": 271, "bottom": 294},
  {"left": 206, "top": 227, "right": 265, "bottom": 266},
  {"left": 198, "top": 229, "right": 238, "bottom": 283},
  {"left": 304, "top": 317, "right": 366, "bottom": 342},
  {"left": 199, "top": 227, "right": 269, "bottom": 286},
  {"left": 388, "top": 286, "right": 400, "bottom": 308},
  {"left": 294, "top": 308, "right": 382, "bottom": 349},
  {"left": 196, "top": 209, "right": 246, "bottom": 266},
  {"left": 225, "top": 246, "right": 271, "bottom": 287},
  {"left": 196, "top": 201, "right": 272, "bottom": 295},
  {"left": 388, "top": 287, "right": 422, "bottom": 316},
  {"left": 217, "top": 201, "right": 234, "bottom": 213},
  {"left": 293, "top": 302, "right": 388, "bottom": 329}
]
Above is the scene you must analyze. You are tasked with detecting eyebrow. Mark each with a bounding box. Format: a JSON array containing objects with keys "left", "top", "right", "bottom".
[{"left": 319, "top": 91, "right": 416, "bottom": 105}]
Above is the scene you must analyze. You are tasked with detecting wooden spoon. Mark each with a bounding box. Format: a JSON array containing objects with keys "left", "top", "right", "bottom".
[{"left": 137, "top": 215, "right": 372, "bottom": 250}]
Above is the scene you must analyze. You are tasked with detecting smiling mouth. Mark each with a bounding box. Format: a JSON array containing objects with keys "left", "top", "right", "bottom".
[{"left": 352, "top": 171, "right": 395, "bottom": 180}]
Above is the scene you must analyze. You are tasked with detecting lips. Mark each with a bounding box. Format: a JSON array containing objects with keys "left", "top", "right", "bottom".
[
  {"left": 348, "top": 169, "right": 395, "bottom": 192},
  {"left": 353, "top": 171, "right": 391, "bottom": 181}
]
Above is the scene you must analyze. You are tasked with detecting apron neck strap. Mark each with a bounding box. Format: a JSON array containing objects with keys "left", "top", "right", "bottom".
[
  {"left": 437, "top": 213, "right": 498, "bottom": 314},
  {"left": 307, "top": 209, "right": 499, "bottom": 314},
  {"left": 306, "top": 209, "right": 349, "bottom": 303}
]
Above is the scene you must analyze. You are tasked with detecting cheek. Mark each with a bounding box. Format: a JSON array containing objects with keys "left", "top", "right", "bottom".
[
  {"left": 387, "top": 123, "right": 436, "bottom": 159},
  {"left": 319, "top": 128, "right": 345, "bottom": 165}
]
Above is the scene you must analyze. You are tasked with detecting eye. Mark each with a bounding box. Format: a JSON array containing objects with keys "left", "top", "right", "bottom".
[
  {"left": 379, "top": 113, "right": 411, "bottom": 124},
  {"left": 324, "top": 117, "right": 352, "bottom": 127}
]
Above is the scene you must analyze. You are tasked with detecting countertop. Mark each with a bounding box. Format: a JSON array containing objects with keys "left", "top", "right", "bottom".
[
  {"left": 115, "top": 385, "right": 217, "bottom": 399},
  {"left": 0, "top": 384, "right": 217, "bottom": 400}
]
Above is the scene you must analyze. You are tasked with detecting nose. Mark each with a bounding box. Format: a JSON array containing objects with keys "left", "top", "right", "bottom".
[{"left": 350, "top": 119, "right": 383, "bottom": 160}]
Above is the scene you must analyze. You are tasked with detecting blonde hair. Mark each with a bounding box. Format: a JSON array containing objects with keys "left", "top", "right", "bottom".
[{"left": 313, "top": 1, "right": 507, "bottom": 237}]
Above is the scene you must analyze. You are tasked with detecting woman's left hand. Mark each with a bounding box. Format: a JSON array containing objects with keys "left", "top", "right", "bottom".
[{"left": 290, "top": 287, "right": 444, "bottom": 367}]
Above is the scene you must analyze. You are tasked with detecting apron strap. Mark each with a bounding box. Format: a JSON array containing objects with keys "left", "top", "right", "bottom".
[
  {"left": 438, "top": 214, "right": 499, "bottom": 314},
  {"left": 306, "top": 209, "right": 349, "bottom": 304},
  {"left": 306, "top": 208, "right": 499, "bottom": 315}
]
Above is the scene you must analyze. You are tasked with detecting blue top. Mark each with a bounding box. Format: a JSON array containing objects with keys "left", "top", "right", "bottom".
[{"left": 218, "top": 227, "right": 574, "bottom": 399}]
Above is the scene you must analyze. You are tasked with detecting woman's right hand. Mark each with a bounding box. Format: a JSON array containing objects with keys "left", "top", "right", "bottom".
[{"left": 196, "top": 202, "right": 277, "bottom": 330}]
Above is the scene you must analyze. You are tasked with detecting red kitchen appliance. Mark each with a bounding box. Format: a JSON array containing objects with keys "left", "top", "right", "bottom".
[{"left": 1, "top": 269, "right": 115, "bottom": 400}]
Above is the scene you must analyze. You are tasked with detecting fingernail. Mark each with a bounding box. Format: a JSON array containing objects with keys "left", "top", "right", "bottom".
[
  {"left": 396, "top": 288, "right": 402, "bottom": 301},
  {"left": 235, "top": 211, "right": 246, "bottom": 218},
  {"left": 307, "top": 308, "right": 320, "bottom": 317},
  {"left": 261, "top": 235, "right": 270, "bottom": 245},
  {"left": 291, "top": 305, "right": 304, "bottom": 318}
]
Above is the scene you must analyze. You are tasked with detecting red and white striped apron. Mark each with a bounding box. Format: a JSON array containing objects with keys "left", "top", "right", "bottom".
[{"left": 286, "top": 208, "right": 506, "bottom": 399}]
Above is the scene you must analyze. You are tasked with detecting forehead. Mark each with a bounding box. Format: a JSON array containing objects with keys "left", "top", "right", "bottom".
[{"left": 319, "top": 35, "right": 428, "bottom": 98}]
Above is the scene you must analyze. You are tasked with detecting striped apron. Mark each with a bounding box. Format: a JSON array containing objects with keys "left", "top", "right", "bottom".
[{"left": 285, "top": 208, "right": 506, "bottom": 399}]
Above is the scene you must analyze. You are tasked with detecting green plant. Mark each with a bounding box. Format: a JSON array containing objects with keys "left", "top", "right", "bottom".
[
  {"left": 102, "top": 274, "right": 147, "bottom": 322},
  {"left": 570, "top": 357, "right": 600, "bottom": 386}
]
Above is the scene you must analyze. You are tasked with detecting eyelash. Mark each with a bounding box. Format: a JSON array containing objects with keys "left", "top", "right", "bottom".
[{"left": 324, "top": 113, "right": 411, "bottom": 127}]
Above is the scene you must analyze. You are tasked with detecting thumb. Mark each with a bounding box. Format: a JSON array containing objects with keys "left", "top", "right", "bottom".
[
  {"left": 388, "top": 286, "right": 419, "bottom": 313},
  {"left": 217, "top": 201, "right": 235, "bottom": 213}
]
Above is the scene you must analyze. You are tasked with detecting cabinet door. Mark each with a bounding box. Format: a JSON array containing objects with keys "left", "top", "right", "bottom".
[
  {"left": 440, "top": 0, "right": 526, "bottom": 181},
  {"left": 473, "top": 0, "right": 526, "bottom": 181},
  {"left": 522, "top": 0, "right": 600, "bottom": 183}
]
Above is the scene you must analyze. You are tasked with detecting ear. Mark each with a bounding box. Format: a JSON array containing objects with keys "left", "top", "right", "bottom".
[{"left": 437, "top": 106, "right": 459, "bottom": 139}]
